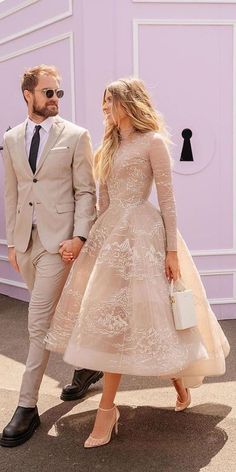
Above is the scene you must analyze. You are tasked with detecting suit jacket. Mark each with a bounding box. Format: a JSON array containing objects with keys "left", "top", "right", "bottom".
[{"left": 3, "top": 116, "right": 97, "bottom": 253}]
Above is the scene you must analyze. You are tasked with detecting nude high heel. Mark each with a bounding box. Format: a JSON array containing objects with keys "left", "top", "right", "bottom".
[
  {"left": 175, "top": 388, "right": 191, "bottom": 412},
  {"left": 84, "top": 405, "right": 120, "bottom": 449},
  {"left": 171, "top": 378, "right": 191, "bottom": 412}
]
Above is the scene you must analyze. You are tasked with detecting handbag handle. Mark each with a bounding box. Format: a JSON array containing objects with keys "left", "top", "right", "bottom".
[{"left": 170, "top": 279, "right": 186, "bottom": 296}]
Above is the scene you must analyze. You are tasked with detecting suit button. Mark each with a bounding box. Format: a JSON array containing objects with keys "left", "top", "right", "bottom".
[
  {"left": 29, "top": 202, "right": 33, "bottom": 206},
  {"left": 33, "top": 178, "right": 38, "bottom": 183}
]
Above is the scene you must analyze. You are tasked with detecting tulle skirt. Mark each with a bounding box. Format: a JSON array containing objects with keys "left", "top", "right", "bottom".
[{"left": 45, "top": 202, "right": 230, "bottom": 388}]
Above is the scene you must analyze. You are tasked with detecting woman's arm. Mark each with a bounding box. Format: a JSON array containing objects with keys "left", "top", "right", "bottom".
[
  {"left": 149, "top": 133, "right": 177, "bottom": 251},
  {"left": 97, "top": 182, "right": 110, "bottom": 217},
  {"left": 149, "top": 133, "right": 180, "bottom": 281}
]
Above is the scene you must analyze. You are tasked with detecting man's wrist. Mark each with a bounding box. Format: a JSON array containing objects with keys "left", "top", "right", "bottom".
[{"left": 74, "top": 236, "right": 87, "bottom": 242}]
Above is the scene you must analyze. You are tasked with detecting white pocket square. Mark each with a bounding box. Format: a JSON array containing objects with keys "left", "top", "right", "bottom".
[{"left": 51, "top": 146, "right": 70, "bottom": 151}]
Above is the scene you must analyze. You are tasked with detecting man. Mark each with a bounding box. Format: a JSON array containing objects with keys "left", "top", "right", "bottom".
[{"left": 1, "top": 65, "right": 102, "bottom": 448}]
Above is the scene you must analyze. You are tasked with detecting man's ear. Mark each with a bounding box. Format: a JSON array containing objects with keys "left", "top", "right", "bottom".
[{"left": 23, "top": 89, "right": 31, "bottom": 103}]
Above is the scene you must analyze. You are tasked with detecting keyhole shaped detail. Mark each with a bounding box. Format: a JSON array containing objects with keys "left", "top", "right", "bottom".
[{"left": 180, "top": 128, "right": 194, "bottom": 161}]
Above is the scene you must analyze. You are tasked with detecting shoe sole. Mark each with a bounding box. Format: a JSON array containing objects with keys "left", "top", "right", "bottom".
[
  {"left": 0, "top": 416, "right": 40, "bottom": 448},
  {"left": 60, "top": 372, "right": 103, "bottom": 401}
]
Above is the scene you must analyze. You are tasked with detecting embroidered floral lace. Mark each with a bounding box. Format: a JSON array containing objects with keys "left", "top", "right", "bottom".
[{"left": 45, "top": 132, "right": 230, "bottom": 386}]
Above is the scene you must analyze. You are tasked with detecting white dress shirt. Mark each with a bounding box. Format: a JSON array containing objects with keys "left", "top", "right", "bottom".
[{"left": 25, "top": 116, "right": 53, "bottom": 164}]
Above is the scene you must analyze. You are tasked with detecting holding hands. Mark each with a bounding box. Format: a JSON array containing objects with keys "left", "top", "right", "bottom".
[{"left": 59, "top": 237, "right": 85, "bottom": 264}]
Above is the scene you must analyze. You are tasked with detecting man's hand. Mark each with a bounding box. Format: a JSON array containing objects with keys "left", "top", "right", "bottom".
[
  {"left": 59, "top": 237, "right": 85, "bottom": 263},
  {"left": 8, "top": 247, "right": 20, "bottom": 272}
]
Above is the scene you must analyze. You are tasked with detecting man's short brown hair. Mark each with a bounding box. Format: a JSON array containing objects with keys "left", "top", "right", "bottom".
[{"left": 21, "top": 64, "right": 61, "bottom": 101}]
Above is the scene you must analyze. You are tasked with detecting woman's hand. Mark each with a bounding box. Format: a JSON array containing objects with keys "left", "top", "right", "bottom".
[{"left": 165, "top": 251, "right": 181, "bottom": 282}]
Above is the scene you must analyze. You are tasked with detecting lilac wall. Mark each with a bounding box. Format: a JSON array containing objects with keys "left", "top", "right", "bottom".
[{"left": 0, "top": 0, "right": 236, "bottom": 319}]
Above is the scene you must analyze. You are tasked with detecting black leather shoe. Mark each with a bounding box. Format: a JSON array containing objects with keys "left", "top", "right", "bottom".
[
  {"left": 0, "top": 406, "right": 40, "bottom": 447},
  {"left": 61, "top": 369, "right": 103, "bottom": 401}
]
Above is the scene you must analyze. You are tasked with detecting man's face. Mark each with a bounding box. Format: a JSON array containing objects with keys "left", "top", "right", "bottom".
[{"left": 26, "top": 74, "right": 60, "bottom": 119}]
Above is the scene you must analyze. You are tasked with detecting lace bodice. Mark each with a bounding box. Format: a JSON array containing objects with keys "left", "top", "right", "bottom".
[{"left": 98, "top": 131, "right": 177, "bottom": 251}]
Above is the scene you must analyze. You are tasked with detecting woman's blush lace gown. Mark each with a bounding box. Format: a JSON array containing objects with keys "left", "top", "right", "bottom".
[{"left": 45, "top": 131, "right": 230, "bottom": 388}]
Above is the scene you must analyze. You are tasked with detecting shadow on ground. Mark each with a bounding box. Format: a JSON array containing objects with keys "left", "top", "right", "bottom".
[
  {"left": 0, "top": 403, "right": 231, "bottom": 472},
  {"left": 0, "top": 294, "right": 235, "bottom": 471}
]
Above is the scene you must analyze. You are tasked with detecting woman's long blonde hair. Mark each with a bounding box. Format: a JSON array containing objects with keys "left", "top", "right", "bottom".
[{"left": 94, "top": 77, "right": 169, "bottom": 183}]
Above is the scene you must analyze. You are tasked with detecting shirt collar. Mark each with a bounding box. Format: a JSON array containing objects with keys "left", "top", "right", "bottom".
[{"left": 27, "top": 116, "right": 54, "bottom": 133}]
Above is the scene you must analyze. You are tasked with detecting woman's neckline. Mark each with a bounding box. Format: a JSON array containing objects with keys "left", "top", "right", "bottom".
[{"left": 119, "top": 127, "right": 136, "bottom": 141}]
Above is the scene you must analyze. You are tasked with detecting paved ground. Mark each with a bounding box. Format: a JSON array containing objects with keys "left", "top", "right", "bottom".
[{"left": 0, "top": 293, "right": 235, "bottom": 472}]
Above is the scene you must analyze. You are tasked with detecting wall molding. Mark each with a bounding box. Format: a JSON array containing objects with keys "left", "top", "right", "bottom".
[
  {"left": 133, "top": 19, "right": 236, "bottom": 75},
  {"left": 133, "top": 1, "right": 236, "bottom": 3},
  {"left": 133, "top": 19, "right": 236, "bottom": 257},
  {"left": 0, "top": 277, "right": 27, "bottom": 290},
  {"left": 1, "top": 238, "right": 236, "bottom": 256},
  {"left": 191, "top": 249, "right": 236, "bottom": 256},
  {"left": 0, "top": 276, "right": 235, "bottom": 304},
  {"left": 0, "top": 31, "right": 76, "bottom": 122},
  {"left": 0, "top": 0, "right": 73, "bottom": 46},
  {"left": 1, "top": 257, "right": 235, "bottom": 304},
  {"left": 0, "top": 0, "right": 39, "bottom": 21},
  {"left": 199, "top": 269, "right": 236, "bottom": 275},
  {"left": 199, "top": 269, "right": 236, "bottom": 304},
  {"left": 0, "top": 255, "right": 8, "bottom": 262},
  {"left": 0, "top": 31, "right": 72, "bottom": 62},
  {"left": 210, "top": 298, "right": 236, "bottom": 304},
  {"left": 69, "top": 30, "right": 76, "bottom": 123}
]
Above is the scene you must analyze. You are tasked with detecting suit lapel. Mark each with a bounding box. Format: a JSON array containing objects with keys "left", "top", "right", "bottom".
[
  {"left": 17, "top": 120, "right": 33, "bottom": 177},
  {"left": 35, "top": 118, "right": 65, "bottom": 175}
]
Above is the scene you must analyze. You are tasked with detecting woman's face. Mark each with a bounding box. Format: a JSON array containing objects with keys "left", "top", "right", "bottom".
[{"left": 103, "top": 89, "right": 127, "bottom": 126}]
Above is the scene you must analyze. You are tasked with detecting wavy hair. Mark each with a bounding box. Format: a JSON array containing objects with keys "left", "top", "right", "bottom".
[{"left": 94, "top": 77, "right": 170, "bottom": 182}]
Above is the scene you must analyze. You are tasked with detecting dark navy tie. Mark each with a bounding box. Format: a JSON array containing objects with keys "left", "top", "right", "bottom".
[{"left": 29, "top": 125, "right": 41, "bottom": 174}]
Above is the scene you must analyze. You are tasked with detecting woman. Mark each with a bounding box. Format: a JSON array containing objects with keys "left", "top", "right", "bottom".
[{"left": 45, "top": 78, "right": 230, "bottom": 448}]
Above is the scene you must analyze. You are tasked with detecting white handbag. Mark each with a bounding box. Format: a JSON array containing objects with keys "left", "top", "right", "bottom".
[{"left": 170, "top": 279, "right": 197, "bottom": 330}]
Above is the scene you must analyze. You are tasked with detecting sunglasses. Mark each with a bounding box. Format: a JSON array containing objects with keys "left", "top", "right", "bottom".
[{"left": 34, "top": 88, "right": 64, "bottom": 99}]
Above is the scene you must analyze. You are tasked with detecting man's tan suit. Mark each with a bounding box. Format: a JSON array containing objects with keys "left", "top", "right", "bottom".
[{"left": 3, "top": 116, "right": 96, "bottom": 406}]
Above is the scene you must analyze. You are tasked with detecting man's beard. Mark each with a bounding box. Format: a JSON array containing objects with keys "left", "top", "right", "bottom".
[{"left": 32, "top": 99, "right": 59, "bottom": 118}]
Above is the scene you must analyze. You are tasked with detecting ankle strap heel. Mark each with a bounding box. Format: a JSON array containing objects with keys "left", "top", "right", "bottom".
[
  {"left": 84, "top": 405, "right": 120, "bottom": 449},
  {"left": 98, "top": 405, "right": 116, "bottom": 412}
]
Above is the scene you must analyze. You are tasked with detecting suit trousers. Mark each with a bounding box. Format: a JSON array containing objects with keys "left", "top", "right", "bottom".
[{"left": 16, "top": 226, "right": 70, "bottom": 407}]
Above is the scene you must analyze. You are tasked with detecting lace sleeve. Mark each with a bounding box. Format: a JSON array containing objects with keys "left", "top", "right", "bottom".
[
  {"left": 97, "top": 182, "right": 110, "bottom": 217},
  {"left": 149, "top": 133, "right": 177, "bottom": 251}
]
